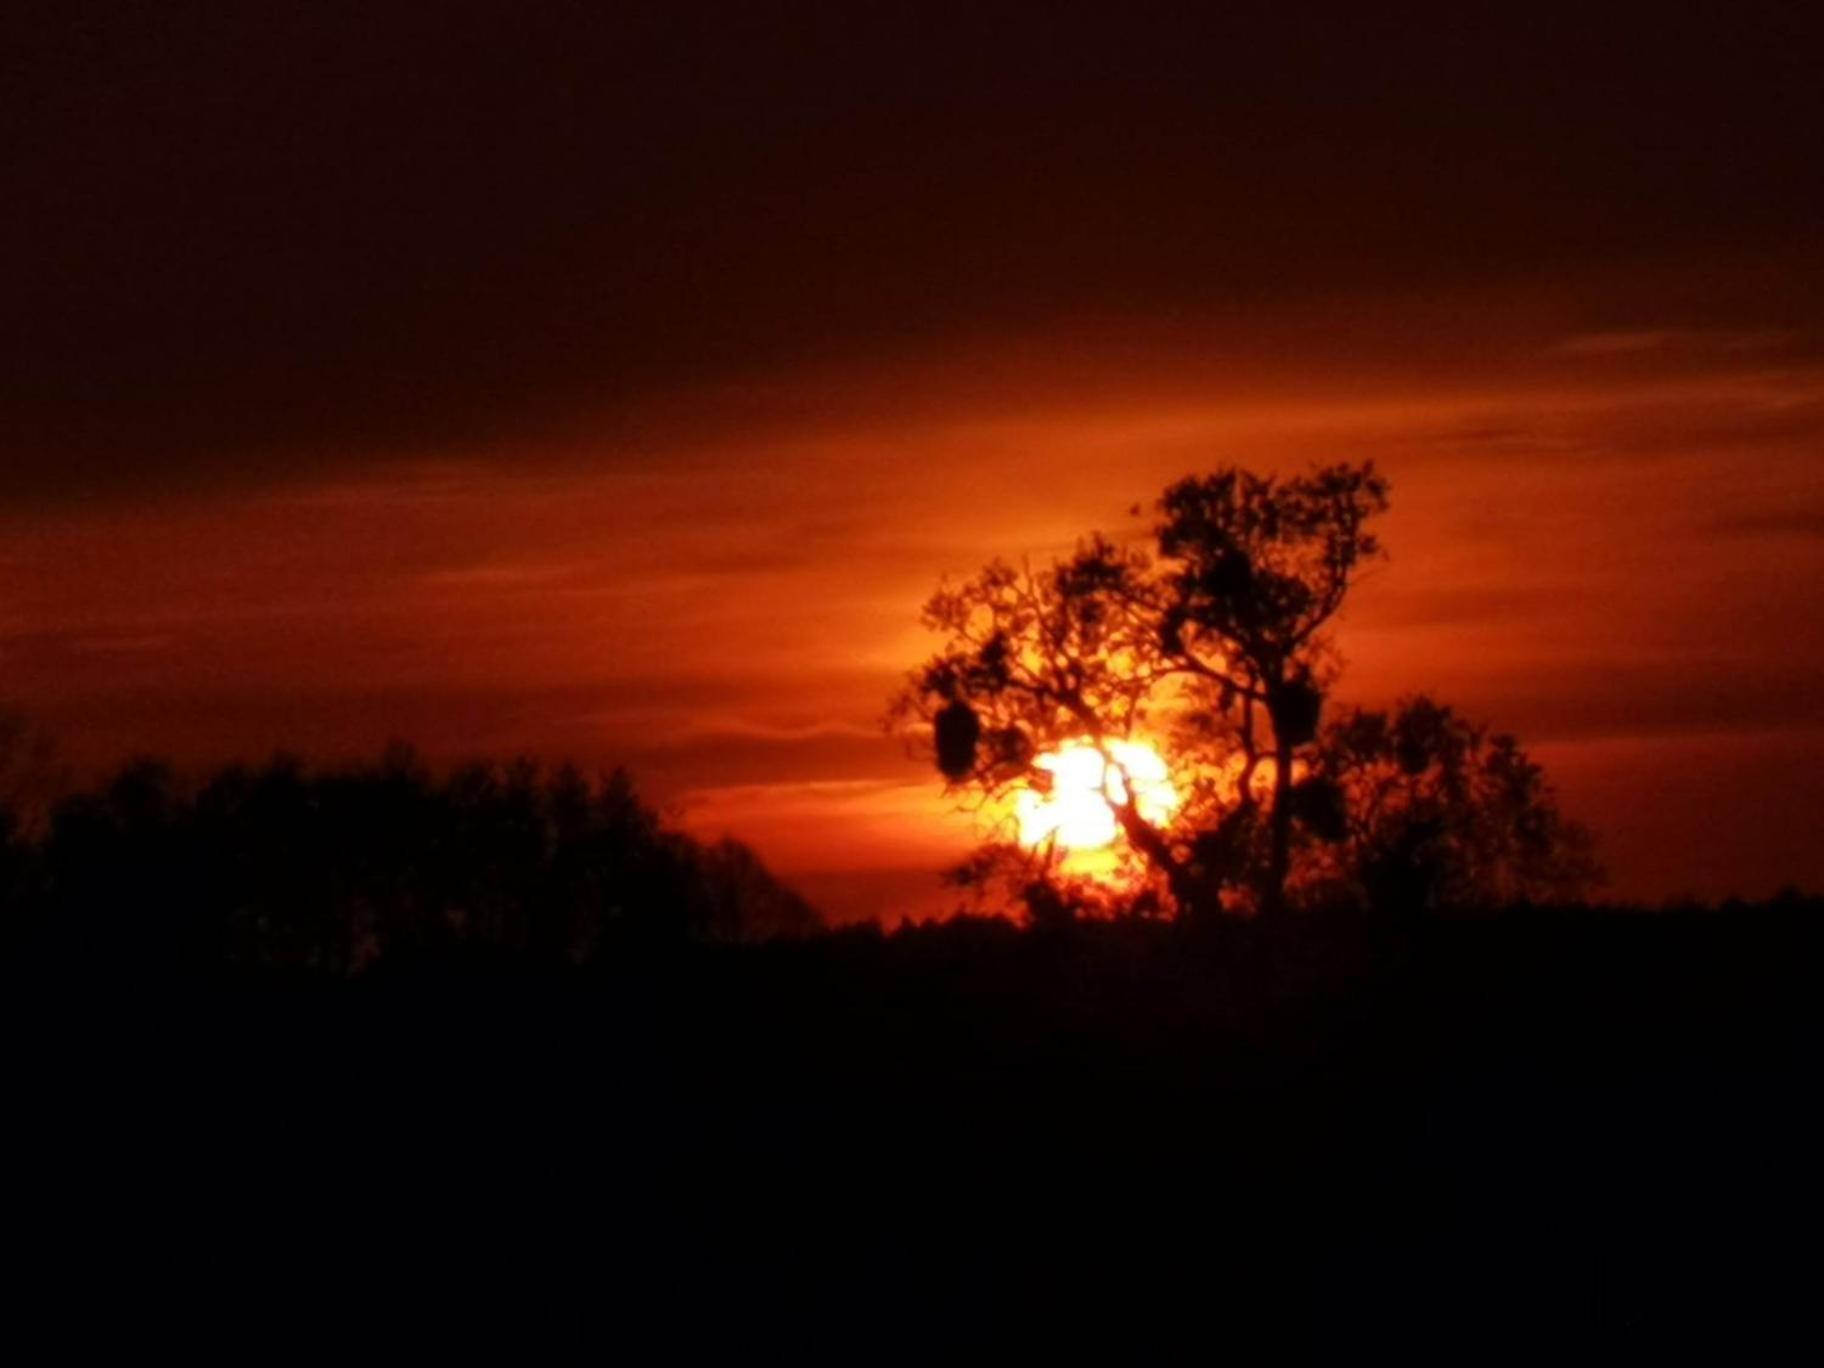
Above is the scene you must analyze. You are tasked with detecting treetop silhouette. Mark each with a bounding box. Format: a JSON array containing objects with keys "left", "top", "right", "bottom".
[{"left": 891, "top": 462, "right": 1596, "bottom": 920}]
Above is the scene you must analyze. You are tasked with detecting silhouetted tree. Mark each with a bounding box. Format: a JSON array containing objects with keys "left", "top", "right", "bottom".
[
  {"left": 889, "top": 534, "right": 1208, "bottom": 916},
  {"left": 0, "top": 708, "right": 64, "bottom": 839},
  {"left": 1156, "top": 465, "right": 1389, "bottom": 911},
  {"left": 1302, "top": 696, "right": 1602, "bottom": 910},
  {"left": 892, "top": 463, "right": 1390, "bottom": 917},
  {"left": 687, "top": 837, "right": 823, "bottom": 943}
]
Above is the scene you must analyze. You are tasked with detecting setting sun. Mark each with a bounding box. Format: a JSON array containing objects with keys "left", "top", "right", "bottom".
[{"left": 1016, "top": 740, "right": 1180, "bottom": 853}]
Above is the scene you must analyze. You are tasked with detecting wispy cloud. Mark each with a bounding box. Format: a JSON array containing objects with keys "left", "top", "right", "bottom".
[{"left": 1546, "top": 328, "right": 1798, "bottom": 357}]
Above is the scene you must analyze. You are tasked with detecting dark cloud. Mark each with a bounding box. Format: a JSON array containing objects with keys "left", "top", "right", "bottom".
[
  {"left": 7, "top": 3, "right": 1823, "bottom": 501},
  {"left": 1397, "top": 660, "right": 1824, "bottom": 748},
  {"left": 1710, "top": 507, "right": 1824, "bottom": 539},
  {"left": 1353, "top": 585, "right": 1571, "bottom": 630}
]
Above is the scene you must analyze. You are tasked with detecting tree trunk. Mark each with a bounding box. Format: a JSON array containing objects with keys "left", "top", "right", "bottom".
[
  {"left": 1266, "top": 737, "right": 1294, "bottom": 916},
  {"left": 1116, "top": 803, "right": 1212, "bottom": 921}
]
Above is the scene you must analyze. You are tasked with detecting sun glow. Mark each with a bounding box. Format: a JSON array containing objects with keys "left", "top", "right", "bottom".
[{"left": 1015, "top": 740, "right": 1180, "bottom": 855}]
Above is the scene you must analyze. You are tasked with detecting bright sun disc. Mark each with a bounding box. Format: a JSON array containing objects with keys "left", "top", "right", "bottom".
[{"left": 1016, "top": 740, "right": 1179, "bottom": 852}]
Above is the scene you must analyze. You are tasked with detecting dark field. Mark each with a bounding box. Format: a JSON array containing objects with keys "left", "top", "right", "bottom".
[{"left": 10, "top": 899, "right": 1821, "bottom": 1359}]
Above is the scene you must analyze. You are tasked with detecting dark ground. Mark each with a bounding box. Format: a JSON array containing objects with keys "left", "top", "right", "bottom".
[{"left": 8, "top": 900, "right": 1822, "bottom": 1360}]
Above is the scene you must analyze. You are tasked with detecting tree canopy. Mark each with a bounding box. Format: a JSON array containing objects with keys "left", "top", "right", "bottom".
[{"left": 892, "top": 462, "right": 1597, "bottom": 920}]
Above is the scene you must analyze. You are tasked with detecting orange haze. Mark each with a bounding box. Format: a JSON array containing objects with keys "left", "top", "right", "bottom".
[{"left": 5, "top": 278, "right": 1822, "bottom": 918}]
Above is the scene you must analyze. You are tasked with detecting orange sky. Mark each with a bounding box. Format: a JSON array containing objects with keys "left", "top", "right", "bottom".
[
  {"left": 6, "top": 275, "right": 1821, "bottom": 916},
  {"left": 6, "top": 8, "right": 1822, "bottom": 917}
]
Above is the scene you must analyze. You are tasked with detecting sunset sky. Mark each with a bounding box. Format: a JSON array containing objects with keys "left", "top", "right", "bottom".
[{"left": 6, "top": 6, "right": 1821, "bottom": 916}]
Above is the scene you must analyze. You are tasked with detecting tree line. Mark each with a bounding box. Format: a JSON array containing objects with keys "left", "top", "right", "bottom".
[{"left": 0, "top": 745, "right": 820, "bottom": 974}]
